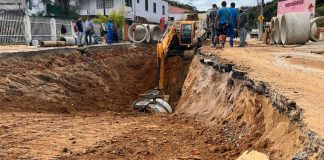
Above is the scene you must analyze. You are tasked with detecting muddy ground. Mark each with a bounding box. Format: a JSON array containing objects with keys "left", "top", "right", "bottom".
[{"left": 0, "top": 44, "right": 322, "bottom": 159}]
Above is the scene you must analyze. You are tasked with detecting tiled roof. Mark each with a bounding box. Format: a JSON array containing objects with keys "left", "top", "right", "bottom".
[{"left": 168, "top": 5, "right": 191, "bottom": 14}]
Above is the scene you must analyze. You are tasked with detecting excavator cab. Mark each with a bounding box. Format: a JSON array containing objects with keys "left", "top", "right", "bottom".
[{"left": 180, "top": 23, "right": 194, "bottom": 45}]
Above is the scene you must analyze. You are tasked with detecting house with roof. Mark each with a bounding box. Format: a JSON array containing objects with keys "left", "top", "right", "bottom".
[
  {"left": 79, "top": 0, "right": 168, "bottom": 24},
  {"left": 168, "top": 5, "right": 191, "bottom": 21}
]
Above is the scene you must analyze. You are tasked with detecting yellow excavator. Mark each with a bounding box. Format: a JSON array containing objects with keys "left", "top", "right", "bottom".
[{"left": 133, "top": 13, "right": 207, "bottom": 113}]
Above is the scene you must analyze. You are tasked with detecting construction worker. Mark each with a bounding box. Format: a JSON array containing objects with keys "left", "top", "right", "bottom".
[
  {"left": 238, "top": 8, "right": 248, "bottom": 47},
  {"left": 75, "top": 16, "right": 83, "bottom": 47},
  {"left": 215, "top": 1, "right": 230, "bottom": 48},
  {"left": 208, "top": 4, "right": 218, "bottom": 48},
  {"left": 85, "top": 16, "right": 94, "bottom": 45},
  {"left": 228, "top": 2, "right": 237, "bottom": 47},
  {"left": 105, "top": 19, "right": 114, "bottom": 45}
]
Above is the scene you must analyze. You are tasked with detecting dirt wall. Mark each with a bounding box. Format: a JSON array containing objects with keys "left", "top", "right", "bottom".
[
  {"left": 0, "top": 45, "right": 157, "bottom": 113},
  {"left": 176, "top": 56, "right": 307, "bottom": 159}
]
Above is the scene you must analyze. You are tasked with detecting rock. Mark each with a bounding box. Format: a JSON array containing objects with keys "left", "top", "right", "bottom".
[
  {"left": 209, "top": 146, "right": 218, "bottom": 153},
  {"left": 63, "top": 147, "right": 68, "bottom": 153}
]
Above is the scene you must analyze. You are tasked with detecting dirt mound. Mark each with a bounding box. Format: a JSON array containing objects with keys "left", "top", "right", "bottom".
[
  {"left": 0, "top": 45, "right": 156, "bottom": 113},
  {"left": 176, "top": 57, "right": 306, "bottom": 159}
]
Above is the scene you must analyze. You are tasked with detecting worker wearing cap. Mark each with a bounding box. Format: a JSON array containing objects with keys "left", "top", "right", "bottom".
[{"left": 215, "top": 1, "right": 230, "bottom": 48}]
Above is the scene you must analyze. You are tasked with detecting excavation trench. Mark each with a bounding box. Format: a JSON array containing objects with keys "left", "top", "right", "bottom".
[{"left": 0, "top": 45, "right": 320, "bottom": 159}]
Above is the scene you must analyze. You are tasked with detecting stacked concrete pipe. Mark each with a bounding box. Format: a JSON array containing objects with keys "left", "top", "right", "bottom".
[
  {"left": 280, "top": 12, "right": 310, "bottom": 45},
  {"left": 128, "top": 24, "right": 163, "bottom": 43},
  {"left": 310, "top": 16, "right": 324, "bottom": 42},
  {"left": 149, "top": 24, "right": 163, "bottom": 42},
  {"left": 270, "top": 17, "right": 277, "bottom": 44},
  {"left": 128, "top": 24, "right": 149, "bottom": 43},
  {"left": 274, "top": 16, "right": 282, "bottom": 44}
]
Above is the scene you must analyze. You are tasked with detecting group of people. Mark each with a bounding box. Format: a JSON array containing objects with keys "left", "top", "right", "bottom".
[
  {"left": 74, "top": 16, "right": 119, "bottom": 47},
  {"left": 208, "top": 1, "right": 248, "bottom": 48}
]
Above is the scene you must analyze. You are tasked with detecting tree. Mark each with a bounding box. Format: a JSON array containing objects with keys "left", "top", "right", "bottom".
[
  {"left": 168, "top": 0, "right": 198, "bottom": 11},
  {"left": 92, "top": 6, "right": 125, "bottom": 27}
]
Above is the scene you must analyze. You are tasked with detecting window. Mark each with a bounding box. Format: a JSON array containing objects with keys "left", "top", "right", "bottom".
[
  {"left": 162, "top": 5, "right": 165, "bottom": 15},
  {"left": 137, "top": 0, "right": 139, "bottom": 3},
  {"left": 125, "top": 0, "right": 132, "bottom": 7},
  {"left": 145, "top": 0, "right": 148, "bottom": 11},
  {"left": 96, "top": 0, "right": 114, "bottom": 9},
  {"left": 153, "top": 3, "right": 156, "bottom": 13}
]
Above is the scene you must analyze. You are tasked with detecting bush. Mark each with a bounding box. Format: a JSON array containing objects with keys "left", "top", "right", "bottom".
[{"left": 92, "top": 6, "right": 125, "bottom": 27}]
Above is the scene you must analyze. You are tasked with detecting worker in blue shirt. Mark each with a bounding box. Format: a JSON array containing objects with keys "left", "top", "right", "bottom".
[
  {"left": 105, "top": 19, "right": 114, "bottom": 45},
  {"left": 215, "top": 1, "right": 230, "bottom": 48},
  {"left": 229, "top": 2, "right": 237, "bottom": 47}
]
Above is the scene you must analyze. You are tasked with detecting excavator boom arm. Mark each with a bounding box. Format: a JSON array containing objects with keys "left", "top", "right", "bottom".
[{"left": 157, "top": 24, "right": 176, "bottom": 91}]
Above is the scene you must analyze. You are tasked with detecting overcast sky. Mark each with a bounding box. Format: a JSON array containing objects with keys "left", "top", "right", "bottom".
[{"left": 176, "top": 0, "right": 273, "bottom": 11}]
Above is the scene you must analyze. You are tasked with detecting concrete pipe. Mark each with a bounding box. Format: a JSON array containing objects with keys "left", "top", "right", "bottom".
[
  {"left": 128, "top": 24, "right": 149, "bottom": 43},
  {"left": 149, "top": 24, "right": 162, "bottom": 42},
  {"left": 274, "top": 16, "right": 282, "bottom": 44},
  {"left": 270, "top": 17, "right": 276, "bottom": 44},
  {"left": 142, "top": 24, "right": 151, "bottom": 43},
  {"left": 310, "top": 16, "right": 324, "bottom": 42},
  {"left": 40, "top": 41, "right": 66, "bottom": 47},
  {"left": 280, "top": 13, "right": 310, "bottom": 45},
  {"left": 59, "top": 37, "right": 76, "bottom": 46}
]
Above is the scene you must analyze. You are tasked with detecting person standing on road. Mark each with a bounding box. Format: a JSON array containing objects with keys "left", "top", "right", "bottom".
[
  {"left": 113, "top": 22, "right": 119, "bottom": 43},
  {"left": 105, "top": 19, "right": 114, "bottom": 45},
  {"left": 215, "top": 1, "right": 230, "bottom": 48},
  {"left": 229, "top": 2, "right": 237, "bottom": 47},
  {"left": 76, "top": 16, "right": 84, "bottom": 47},
  {"left": 238, "top": 8, "right": 248, "bottom": 47},
  {"left": 85, "top": 16, "right": 94, "bottom": 45},
  {"left": 208, "top": 4, "right": 218, "bottom": 48}
]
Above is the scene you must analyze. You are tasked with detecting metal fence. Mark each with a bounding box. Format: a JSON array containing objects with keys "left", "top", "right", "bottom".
[
  {"left": 30, "top": 16, "right": 52, "bottom": 41},
  {"left": 0, "top": 13, "right": 123, "bottom": 45},
  {"left": 0, "top": 13, "right": 26, "bottom": 44}
]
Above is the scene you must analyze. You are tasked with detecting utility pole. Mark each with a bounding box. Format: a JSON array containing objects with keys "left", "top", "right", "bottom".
[
  {"left": 258, "top": 0, "right": 264, "bottom": 41},
  {"left": 103, "top": 0, "right": 106, "bottom": 16}
]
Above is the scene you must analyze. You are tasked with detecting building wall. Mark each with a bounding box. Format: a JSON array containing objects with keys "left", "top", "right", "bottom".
[
  {"left": 79, "top": 0, "right": 168, "bottom": 24},
  {"left": 0, "top": 0, "right": 26, "bottom": 11},
  {"left": 169, "top": 13, "right": 183, "bottom": 21}
]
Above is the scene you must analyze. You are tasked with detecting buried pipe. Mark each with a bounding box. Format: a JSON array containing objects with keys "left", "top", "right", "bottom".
[
  {"left": 274, "top": 16, "right": 282, "bottom": 44},
  {"left": 40, "top": 41, "right": 66, "bottom": 47},
  {"left": 310, "top": 16, "right": 324, "bottom": 42},
  {"left": 128, "top": 24, "right": 149, "bottom": 43},
  {"left": 59, "top": 37, "right": 76, "bottom": 46},
  {"left": 280, "top": 13, "right": 310, "bottom": 45}
]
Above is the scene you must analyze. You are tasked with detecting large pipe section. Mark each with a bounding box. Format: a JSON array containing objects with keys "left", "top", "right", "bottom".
[
  {"left": 280, "top": 13, "right": 310, "bottom": 45},
  {"left": 310, "top": 16, "right": 324, "bottom": 42},
  {"left": 59, "top": 37, "right": 76, "bottom": 46},
  {"left": 270, "top": 17, "right": 276, "bottom": 44},
  {"left": 40, "top": 41, "right": 66, "bottom": 47},
  {"left": 128, "top": 23, "right": 162, "bottom": 43},
  {"left": 274, "top": 16, "right": 282, "bottom": 44}
]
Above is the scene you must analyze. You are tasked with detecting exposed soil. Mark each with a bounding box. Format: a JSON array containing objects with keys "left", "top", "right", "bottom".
[{"left": 0, "top": 44, "right": 320, "bottom": 159}]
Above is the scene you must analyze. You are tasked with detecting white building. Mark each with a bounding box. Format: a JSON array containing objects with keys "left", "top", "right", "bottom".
[{"left": 79, "top": 0, "right": 168, "bottom": 24}]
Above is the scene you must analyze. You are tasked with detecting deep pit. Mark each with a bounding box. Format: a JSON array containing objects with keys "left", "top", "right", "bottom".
[{"left": 0, "top": 44, "right": 321, "bottom": 159}]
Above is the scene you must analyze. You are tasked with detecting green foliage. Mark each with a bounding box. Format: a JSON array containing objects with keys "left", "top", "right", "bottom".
[
  {"left": 168, "top": 0, "right": 198, "bottom": 11},
  {"left": 92, "top": 6, "right": 125, "bottom": 27}
]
